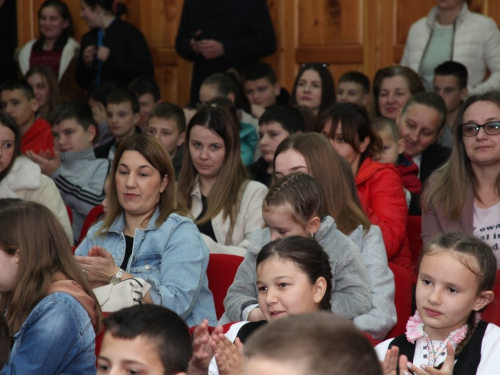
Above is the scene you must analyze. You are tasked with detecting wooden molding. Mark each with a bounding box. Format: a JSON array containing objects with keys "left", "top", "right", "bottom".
[{"left": 296, "top": 45, "right": 363, "bottom": 64}]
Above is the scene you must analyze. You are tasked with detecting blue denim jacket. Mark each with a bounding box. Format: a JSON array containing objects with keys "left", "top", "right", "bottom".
[
  {"left": 1, "top": 292, "right": 96, "bottom": 375},
  {"left": 76, "top": 209, "right": 217, "bottom": 327}
]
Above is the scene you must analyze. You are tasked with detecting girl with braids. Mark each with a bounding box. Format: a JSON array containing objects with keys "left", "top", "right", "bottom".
[
  {"left": 222, "top": 172, "right": 371, "bottom": 326},
  {"left": 189, "top": 236, "right": 333, "bottom": 375},
  {"left": 377, "top": 232, "right": 500, "bottom": 375}
]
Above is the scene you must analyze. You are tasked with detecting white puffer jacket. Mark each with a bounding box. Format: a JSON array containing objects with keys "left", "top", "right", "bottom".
[{"left": 401, "top": 3, "right": 500, "bottom": 94}]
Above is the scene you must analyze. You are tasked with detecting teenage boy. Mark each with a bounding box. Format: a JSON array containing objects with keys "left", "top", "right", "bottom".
[
  {"left": 147, "top": 102, "right": 186, "bottom": 178},
  {"left": 28, "top": 102, "right": 110, "bottom": 243},
  {"left": 0, "top": 79, "right": 53, "bottom": 154},
  {"left": 243, "top": 62, "right": 288, "bottom": 118},
  {"left": 433, "top": 61, "right": 468, "bottom": 148},
  {"left": 337, "top": 71, "right": 371, "bottom": 107},
  {"left": 128, "top": 76, "right": 161, "bottom": 132},
  {"left": 98, "top": 305, "right": 191, "bottom": 375},
  {"left": 248, "top": 106, "right": 305, "bottom": 187},
  {"left": 95, "top": 88, "right": 141, "bottom": 162}
]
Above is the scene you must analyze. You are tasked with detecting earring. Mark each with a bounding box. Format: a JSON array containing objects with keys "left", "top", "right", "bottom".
[{"left": 310, "top": 232, "right": 315, "bottom": 238}]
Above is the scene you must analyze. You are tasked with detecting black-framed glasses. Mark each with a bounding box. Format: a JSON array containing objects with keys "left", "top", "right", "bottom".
[{"left": 460, "top": 122, "right": 500, "bottom": 137}]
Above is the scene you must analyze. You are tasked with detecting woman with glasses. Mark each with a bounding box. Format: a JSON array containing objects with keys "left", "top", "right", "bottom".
[
  {"left": 422, "top": 91, "right": 500, "bottom": 268},
  {"left": 396, "top": 92, "right": 451, "bottom": 214}
]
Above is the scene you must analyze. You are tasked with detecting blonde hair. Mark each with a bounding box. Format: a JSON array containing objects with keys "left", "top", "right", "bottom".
[{"left": 177, "top": 105, "right": 248, "bottom": 226}]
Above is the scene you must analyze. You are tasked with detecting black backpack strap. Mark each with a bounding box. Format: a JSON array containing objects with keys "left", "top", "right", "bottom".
[
  {"left": 453, "top": 320, "right": 488, "bottom": 375},
  {"left": 236, "top": 320, "right": 267, "bottom": 344}
]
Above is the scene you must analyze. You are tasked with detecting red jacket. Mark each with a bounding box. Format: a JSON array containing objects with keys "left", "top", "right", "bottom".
[
  {"left": 21, "top": 118, "right": 54, "bottom": 155},
  {"left": 356, "top": 157, "right": 413, "bottom": 271},
  {"left": 396, "top": 154, "right": 422, "bottom": 195}
]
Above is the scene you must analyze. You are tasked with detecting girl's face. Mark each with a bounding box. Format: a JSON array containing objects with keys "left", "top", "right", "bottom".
[
  {"left": 416, "top": 250, "right": 492, "bottom": 340},
  {"left": 115, "top": 151, "right": 168, "bottom": 219},
  {"left": 259, "top": 122, "right": 291, "bottom": 164},
  {"left": 274, "top": 149, "right": 309, "bottom": 179},
  {"left": 263, "top": 205, "right": 320, "bottom": 241},
  {"left": 80, "top": 1, "right": 100, "bottom": 29},
  {"left": 295, "top": 70, "right": 322, "bottom": 114},
  {"left": 189, "top": 125, "right": 226, "bottom": 181},
  {"left": 0, "top": 125, "right": 16, "bottom": 174},
  {"left": 27, "top": 73, "right": 49, "bottom": 109},
  {"left": 462, "top": 101, "right": 500, "bottom": 169},
  {"left": 256, "top": 256, "right": 325, "bottom": 322},
  {"left": 39, "top": 6, "right": 69, "bottom": 40},
  {"left": 0, "top": 249, "right": 19, "bottom": 293},
  {"left": 378, "top": 75, "right": 412, "bottom": 120},
  {"left": 397, "top": 103, "right": 442, "bottom": 158}
]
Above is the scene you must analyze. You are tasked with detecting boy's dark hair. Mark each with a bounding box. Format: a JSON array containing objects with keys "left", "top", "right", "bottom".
[
  {"left": 243, "top": 62, "right": 277, "bottom": 84},
  {"left": 245, "top": 312, "right": 382, "bottom": 375},
  {"left": 339, "top": 71, "right": 370, "bottom": 94},
  {"left": 259, "top": 106, "right": 305, "bottom": 134},
  {"left": 89, "top": 82, "right": 118, "bottom": 106},
  {"left": 128, "top": 77, "right": 161, "bottom": 102},
  {"left": 48, "top": 102, "right": 97, "bottom": 131},
  {"left": 103, "top": 305, "right": 192, "bottom": 375},
  {"left": 149, "top": 102, "right": 186, "bottom": 134},
  {"left": 434, "top": 61, "right": 469, "bottom": 90},
  {"left": 107, "top": 89, "right": 140, "bottom": 114},
  {"left": 0, "top": 80, "right": 35, "bottom": 101}
]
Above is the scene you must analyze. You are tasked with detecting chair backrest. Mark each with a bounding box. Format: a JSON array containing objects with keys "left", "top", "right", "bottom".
[
  {"left": 207, "top": 254, "right": 244, "bottom": 319},
  {"left": 66, "top": 205, "right": 73, "bottom": 225},
  {"left": 407, "top": 215, "right": 423, "bottom": 265},
  {"left": 483, "top": 270, "right": 500, "bottom": 326},
  {"left": 78, "top": 205, "right": 104, "bottom": 245},
  {"left": 385, "top": 263, "right": 413, "bottom": 339}
]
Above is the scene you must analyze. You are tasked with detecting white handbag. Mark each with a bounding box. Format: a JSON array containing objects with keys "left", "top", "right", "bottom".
[{"left": 93, "top": 278, "right": 152, "bottom": 312}]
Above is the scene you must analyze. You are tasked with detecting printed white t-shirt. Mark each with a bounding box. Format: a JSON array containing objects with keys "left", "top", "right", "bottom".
[{"left": 473, "top": 202, "right": 500, "bottom": 268}]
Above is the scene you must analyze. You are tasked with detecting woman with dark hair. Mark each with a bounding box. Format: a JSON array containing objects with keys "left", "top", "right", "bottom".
[
  {"left": 76, "top": 135, "right": 216, "bottom": 326},
  {"left": 0, "top": 111, "right": 73, "bottom": 244},
  {"left": 422, "top": 91, "right": 500, "bottom": 268},
  {"left": 76, "top": 0, "right": 154, "bottom": 90},
  {"left": 17, "top": 0, "right": 83, "bottom": 101},
  {"left": 315, "top": 103, "right": 411, "bottom": 270},
  {"left": 290, "top": 64, "right": 336, "bottom": 117}
]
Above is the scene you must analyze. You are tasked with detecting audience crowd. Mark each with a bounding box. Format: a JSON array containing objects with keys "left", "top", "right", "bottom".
[{"left": 1, "top": 0, "right": 500, "bottom": 374}]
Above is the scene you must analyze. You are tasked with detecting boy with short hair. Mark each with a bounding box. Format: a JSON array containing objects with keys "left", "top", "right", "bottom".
[
  {"left": 28, "top": 102, "right": 110, "bottom": 242},
  {"left": 373, "top": 117, "right": 421, "bottom": 205},
  {"left": 95, "top": 88, "right": 141, "bottom": 162},
  {"left": 243, "top": 62, "right": 288, "bottom": 118},
  {"left": 98, "top": 305, "right": 192, "bottom": 375},
  {"left": 88, "top": 82, "right": 118, "bottom": 147},
  {"left": 433, "top": 61, "right": 468, "bottom": 148},
  {"left": 128, "top": 76, "right": 161, "bottom": 131},
  {"left": 248, "top": 106, "right": 305, "bottom": 186},
  {"left": 0, "top": 79, "right": 53, "bottom": 155},
  {"left": 337, "top": 71, "right": 371, "bottom": 107},
  {"left": 147, "top": 102, "right": 186, "bottom": 177},
  {"left": 244, "top": 312, "right": 382, "bottom": 375}
]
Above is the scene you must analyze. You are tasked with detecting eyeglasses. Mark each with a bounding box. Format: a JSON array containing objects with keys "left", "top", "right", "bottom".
[{"left": 460, "top": 122, "right": 500, "bottom": 137}]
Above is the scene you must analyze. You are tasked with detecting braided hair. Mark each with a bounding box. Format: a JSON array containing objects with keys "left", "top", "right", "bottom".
[{"left": 257, "top": 236, "right": 333, "bottom": 311}]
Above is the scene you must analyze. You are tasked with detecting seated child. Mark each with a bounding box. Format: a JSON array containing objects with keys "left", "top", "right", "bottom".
[
  {"left": 0, "top": 79, "right": 53, "bottom": 155},
  {"left": 188, "top": 235, "right": 333, "bottom": 375},
  {"left": 98, "top": 305, "right": 192, "bottom": 375},
  {"left": 128, "top": 76, "right": 161, "bottom": 132},
  {"left": 337, "top": 71, "right": 371, "bottom": 107},
  {"left": 94, "top": 88, "right": 141, "bottom": 162},
  {"left": 245, "top": 312, "right": 382, "bottom": 375},
  {"left": 373, "top": 117, "right": 422, "bottom": 205},
  {"left": 28, "top": 102, "right": 110, "bottom": 242},
  {"left": 433, "top": 61, "right": 469, "bottom": 148},
  {"left": 88, "top": 82, "right": 117, "bottom": 147},
  {"left": 243, "top": 62, "right": 288, "bottom": 118},
  {"left": 147, "top": 102, "right": 186, "bottom": 178},
  {"left": 247, "top": 106, "right": 305, "bottom": 187},
  {"left": 378, "top": 233, "right": 500, "bottom": 375}
]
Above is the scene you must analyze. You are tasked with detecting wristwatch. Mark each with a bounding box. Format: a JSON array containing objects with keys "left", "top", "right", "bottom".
[{"left": 109, "top": 268, "right": 125, "bottom": 284}]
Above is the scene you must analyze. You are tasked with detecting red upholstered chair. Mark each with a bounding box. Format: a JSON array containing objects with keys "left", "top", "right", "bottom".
[
  {"left": 207, "top": 254, "right": 244, "bottom": 319},
  {"left": 78, "top": 205, "right": 104, "bottom": 245},
  {"left": 65, "top": 205, "right": 73, "bottom": 225},
  {"left": 385, "top": 263, "right": 413, "bottom": 339},
  {"left": 407, "top": 215, "right": 423, "bottom": 265},
  {"left": 483, "top": 270, "right": 500, "bottom": 326}
]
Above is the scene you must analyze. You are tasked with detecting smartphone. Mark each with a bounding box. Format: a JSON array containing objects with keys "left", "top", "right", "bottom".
[{"left": 190, "top": 31, "right": 202, "bottom": 41}]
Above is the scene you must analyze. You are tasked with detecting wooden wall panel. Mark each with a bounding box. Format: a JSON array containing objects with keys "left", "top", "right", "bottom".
[{"left": 15, "top": 0, "right": 500, "bottom": 106}]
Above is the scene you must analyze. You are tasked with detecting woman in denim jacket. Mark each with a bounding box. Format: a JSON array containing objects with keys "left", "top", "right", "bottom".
[
  {"left": 0, "top": 200, "right": 102, "bottom": 375},
  {"left": 76, "top": 135, "right": 216, "bottom": 327}
]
